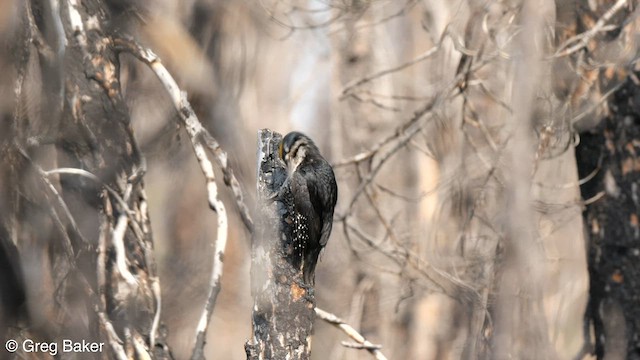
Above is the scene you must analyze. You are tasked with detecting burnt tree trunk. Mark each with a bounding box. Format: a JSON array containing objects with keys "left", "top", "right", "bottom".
[
  {"left": 1, "top": 1, "right": 171, "bottom": 358},
  {"left": 245, "top": 129, "right": 315, "bottom": 360},
  {"left": 577, "top": 73, "right": 640, "bottom": 359},
  {"left": 57, "top": 1, "right": 165, "bottom": 356}
]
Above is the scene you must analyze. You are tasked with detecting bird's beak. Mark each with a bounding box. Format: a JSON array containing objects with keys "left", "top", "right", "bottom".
[{"left": 278, "top": 141, "right": 284, "bottom": 160}]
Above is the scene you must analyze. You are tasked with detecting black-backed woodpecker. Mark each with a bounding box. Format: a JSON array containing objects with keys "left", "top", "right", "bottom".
[{"left": 278, "top": 132, "right": 338, "bottom": 285}]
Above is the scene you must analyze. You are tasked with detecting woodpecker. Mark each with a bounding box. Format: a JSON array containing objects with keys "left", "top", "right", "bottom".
[{"left": 278, "top": 131, "right": 338, "bottom": 285}]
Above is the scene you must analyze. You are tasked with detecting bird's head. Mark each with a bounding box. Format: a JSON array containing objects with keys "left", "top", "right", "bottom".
[{"left": 278, "top": 131, "right": 317, "bottom": 172}]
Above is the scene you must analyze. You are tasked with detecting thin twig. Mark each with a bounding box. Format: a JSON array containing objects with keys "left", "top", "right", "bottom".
[
  {"left": 329, "top": 0, "right": 419, "bottom": 36},
  {"left": 554, "top": 0, "right": 629, "bottom": 58},
  {"left": 571, "top": 82, "right": 623, "bottom": 124},
  {"left": 257, "top": 0, "right": 344, "bottom": 34},
  {"left": 139, "top": 194, "right": 162, "bottom": 347},
  {"left": 315, "top": 307, "right": 389, "bottom": 360},
  {"left": 333, "top": 50, "right": 491, "bottom": 169},
  {"left": 112, "top": 213, "right": 138, "bottom": 286},
  {"left": 333, "top": 97, "right": 437, "bottom": 168},
  {"left": 133, "top": 332, "right": 153, "bottom": 360},
  {"left": 44, "top": 168, "right": 144, "bottom": 233},
  {"left": 20, "top": 151, "right": 130, "bottom": 359},
  {"left": 38, "top": 170, "right": 88, "bottom": 243},
  {"left": 583, "top": 191, "right": 606, "bottom": 206},
  {"left": 341, "top": 341, "right": 382, "bottom": 350},
  {"left": 97, "top": 311, "right": 129, "bottom": 360},
  {"left": 345, "top": 115, "right": 427, "bottom": 211},
  {"left": 349, "top": 93, "right": 402, "bottom": 112},
  {"left": 45, "top": 167, "right": 101, "bottom": 181},
  {"left": 342, "top": 43, "right": 441, "bottom": 97},
  {"left": 98, "top": 199, "right": 110, "bottom": 312},
  {"left": 98, "top": 197, "right": 135, "bottom": 359}
]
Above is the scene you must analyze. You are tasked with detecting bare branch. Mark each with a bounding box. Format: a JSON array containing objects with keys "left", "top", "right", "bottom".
[
  {"left": 571, "top": 82, "right": 623, "bottom": 124},
  {"left": 97, "top": 311, "right": 129, "bottom": 360},
  {"left": 334, "top": 51, "right": 493, "bottom": 169},
  {"left": 112, "top": 213, "right": 139, "bottom": 286},
  {"left": 315, "top": 307, "right": 389, "bottom": 360},
  {"left": 44, "top": 168, "right": 139, "bottom": 225},
  {"left": 554, "top": 0, "right": 630, "bottom": 58},
  {"left": 341, "top": 43, "right": 441, "bottom": 97},
  {"left": 329, "top": 0, "right": 420, "bottom": 36},
  {"left": 18, "top": 153, "right": 132, "bottom": 359},
  {"left": 344, "top": 108, "right": 430, "bottom": 212},
  {"left": 45, "top": 167, "right": 101, "bottom": 181},
  {"left": 109, "top": 37, "right": 232, "bottom": 359},
  {"left": 333, "top": 97, "right": 437, "bottom": 168},
  {"left": 113, "top": 37, "right": 254, "bottom": 233},
  {"left": 341, "top": 341, "right": 382, "bottom": 350},
  {"left": 258, "top": 0, "right": 345, "bottom": 33}
]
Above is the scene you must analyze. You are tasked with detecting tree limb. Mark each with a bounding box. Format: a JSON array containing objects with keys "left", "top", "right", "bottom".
[{"left": 315, "top": 307, "right": 389, "bottom": 360}]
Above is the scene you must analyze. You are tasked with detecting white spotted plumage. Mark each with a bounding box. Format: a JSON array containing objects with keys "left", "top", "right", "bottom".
[
  {"left": 279, "top": 131, "right": 338, "bottom": 284},
  {"left": 293, "top": 213, "right": 308, "bottom": 263}
]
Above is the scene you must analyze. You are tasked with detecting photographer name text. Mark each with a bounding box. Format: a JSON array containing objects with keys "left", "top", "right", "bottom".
[{"left": 5, "top": 339, "right": 104, "bottom": 356}]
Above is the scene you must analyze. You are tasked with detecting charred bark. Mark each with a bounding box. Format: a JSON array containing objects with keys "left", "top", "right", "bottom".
[
  {"left": 577, "top": 72, "right": 640, "bottom": 359},
  {"left": 1, "top": 1, "right": 171, "bottom": 358},
  {"left": 245, "top": 129, "right": 315, "bottom": 360}
]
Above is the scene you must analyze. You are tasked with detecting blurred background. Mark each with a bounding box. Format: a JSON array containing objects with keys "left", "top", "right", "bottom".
[{"left": 1, "top": 0, "right": 639, "bottom": 359}]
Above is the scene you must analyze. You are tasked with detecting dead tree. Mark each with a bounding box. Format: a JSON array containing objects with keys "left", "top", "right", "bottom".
[
  {"left": 245, "top": 129, "right": 315, "bottom": 360},
  {"left": 0, "top": 1, "right": 238, "bottom": 359},
  {"left": 557, "top": 1, "right": 640, "bottom": 359},
  {"left": 0, "top": 1, "right": 173, "bottom": 358},
  {"left": 576, "top": 75, "right": 640, "bottom": 359}
]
